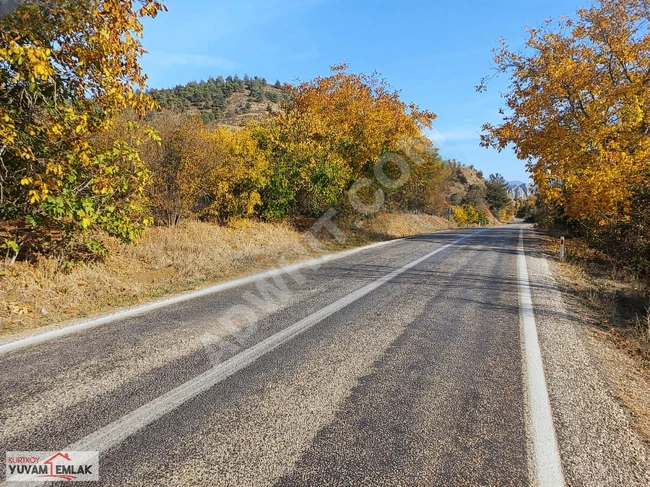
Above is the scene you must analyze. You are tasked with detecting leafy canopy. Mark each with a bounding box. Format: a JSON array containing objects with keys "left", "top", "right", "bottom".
[
  {"left": 261, "top": 63, "right": 437, "bottom": 217},
  {"left": 0, "top": 0, "right": 165, "bottom": 256},
  {"left": 481, "top": 0, "right": 650, "bottom": 226}
]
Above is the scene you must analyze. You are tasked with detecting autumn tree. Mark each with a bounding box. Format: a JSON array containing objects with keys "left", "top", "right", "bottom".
[
  {"left": 464, "top": 204, "right": 480, "bottom": 225},
  {"left": 480, "top": 0, "right": 650, "bottom": 228},
  {"left": 200, "top": 124, "right": 269, "bottom": 223},
  {"left": 0, "top": 0, "right": 165, "bottom": 259},
  {"left": 140, "top": 112, "right": 269, "bottom": 225},
  {"left": 390, "top": 137, "right": 450, "bottom": 215},
  {"left": 261, "top": 63, "right": 436, "bottom": 217},
  {"left": 590, "top": 176, "right": 650, "bottom": 276},
  {"left": 451, "top": 203, "right": 489, "bottom": 226},
  {"left": 139, "top": 112, "right": 208, "bottom": 226}
]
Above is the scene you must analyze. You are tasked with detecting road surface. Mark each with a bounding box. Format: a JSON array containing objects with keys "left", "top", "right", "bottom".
[{"left": 1, "top": 224, "right": 649, "bottom": 486}]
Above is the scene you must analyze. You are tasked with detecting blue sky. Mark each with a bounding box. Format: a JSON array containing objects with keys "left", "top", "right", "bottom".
[{"left": 140, "top": 0, "right": 590, "bottom": 183}]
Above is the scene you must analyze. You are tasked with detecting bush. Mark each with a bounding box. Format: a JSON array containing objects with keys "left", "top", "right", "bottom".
[
  {"left": 141, "top": 113, "right": 269, "bottom": 225},
  {"left": 589, "top": 181, "right": 650, "bottom": 280},
  {"left": 200, "top": 125, "right": 269, "bottom": 222},
  {"left": 451, "top": 206, "right": 468, "bottom": 226},
  {"left": 389, "top": 140, "right": 450, "bottom": 215},
  {"left": 451, "top": 204, "right": 486, "bottom": 226},
  {"left": 0, "top": 1, "right": 164, "bottom": 260}
]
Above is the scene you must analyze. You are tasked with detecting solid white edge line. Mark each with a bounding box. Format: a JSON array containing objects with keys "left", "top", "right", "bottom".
[
  {"left": 49, "top": 230, "right": 485, "bottom": 458},
  {"left": 517, "top": 227, "right": 565, "bottom": 487},
  {"left": 0, "top": 236, "right": 409, "bottom": 355}
]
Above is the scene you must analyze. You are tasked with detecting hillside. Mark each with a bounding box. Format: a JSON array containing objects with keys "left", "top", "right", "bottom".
[
  {"left": 446, "top": 162, "right": 485, "bottom": 202},
  {"left": 443, "top": 162, "right": 501, "bottom": 224},
  {"left": 147, "top": 75, "right": 291, "bottom": 125}
]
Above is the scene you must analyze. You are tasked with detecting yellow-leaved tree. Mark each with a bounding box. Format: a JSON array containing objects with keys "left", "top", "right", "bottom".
[
  {"left": 200, "top": 125, "right": 270, "bottom": 223},
  {"left": 0, "top": 0, "right": 165, "bottom": 260},
  {"left": 260, "top": 63, "right": 437, "bottom": 217},
  {"left": 480, "top": 0, "right": 650, "bottom": 227},
  {"left": 140, "top": 112, "right": 269, "bottom": 225}
]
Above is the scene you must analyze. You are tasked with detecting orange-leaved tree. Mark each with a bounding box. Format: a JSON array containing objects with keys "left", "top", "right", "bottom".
[
  {"left": 480, "top": 0, "right": 650, "bottom": 227},
  {"left": 261, "top": 63, "right": 437, "bottom": 217},
  {"left": 0, "top": 0, "right": 165, "bottom": 260}
]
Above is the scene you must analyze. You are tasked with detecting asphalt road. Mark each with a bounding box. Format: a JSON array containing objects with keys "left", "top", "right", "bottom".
[{"left": 1, "top": 225, "right": 649, "bottom": 486}]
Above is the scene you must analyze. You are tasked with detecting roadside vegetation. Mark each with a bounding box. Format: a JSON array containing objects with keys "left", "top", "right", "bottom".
[
  {"left": 543, "top": 232, "right": 649, "bottom": 365},
  {"left": 0, "top": 213, "right": 461, "bottom": 337},
  {"left": 0, "top": 1, "right": 515, "bottom": 335},
  {"left": 483, "top": 0, "right": 650, "bottom": 366}
]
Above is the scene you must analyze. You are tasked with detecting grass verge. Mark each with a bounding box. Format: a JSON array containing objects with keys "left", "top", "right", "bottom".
[
  {"left": 0, "top": 211, "right": 457, "bottom": 340},
  {"left": 541, "top": 232, "right": 649, "bottom": 366}
]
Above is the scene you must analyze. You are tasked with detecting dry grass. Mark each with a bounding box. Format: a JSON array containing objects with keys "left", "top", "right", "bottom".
[
  {"left": 541, "top": 232, "right": 650, "bottom": 441},
  {"left": 541, "top": 233, "right": 650, "bottom": 366},
  {"left": 0, "top": 220, "right": 317, "bottom": 338},
  {"left": 362, "top": 212, "right": 454, "bottom": 238},
  {"left": 0, "top": 212, "right": 465, "bottom": 339}
]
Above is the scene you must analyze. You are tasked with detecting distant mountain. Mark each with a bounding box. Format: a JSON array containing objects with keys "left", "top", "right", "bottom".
[
  {"left": 147, "top": 75, "right": 290, "bottom": 125},
  {"left": 507, "top": 181, "right": 535, "bottom": 200}
]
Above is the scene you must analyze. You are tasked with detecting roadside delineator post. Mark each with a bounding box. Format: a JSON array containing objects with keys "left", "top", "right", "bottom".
[{"left": 559, "top": 236, "right": 565, "bottom": 261}]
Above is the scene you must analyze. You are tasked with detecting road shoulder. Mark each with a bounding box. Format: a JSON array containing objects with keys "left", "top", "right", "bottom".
[{"left": 524, "top": 228, "right": 650, "bottom": 487}]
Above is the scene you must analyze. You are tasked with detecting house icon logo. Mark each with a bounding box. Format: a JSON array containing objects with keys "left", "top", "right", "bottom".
[
  {"left": 41, "top": 452, "right": 83, "bottom": 481},
  {"left": 5, "top": 450, "right": 99, "bottom": 482}
]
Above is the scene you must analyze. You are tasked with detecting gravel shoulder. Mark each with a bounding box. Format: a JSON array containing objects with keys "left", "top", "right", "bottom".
[{"left": 525, "top": 229, "right": 650, "bottom": 486}]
